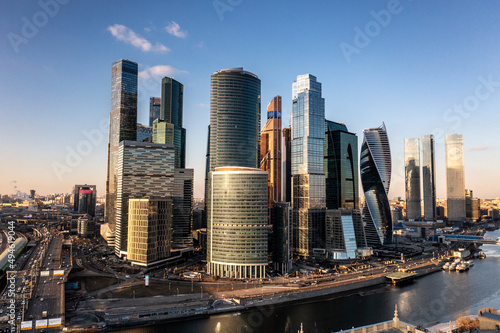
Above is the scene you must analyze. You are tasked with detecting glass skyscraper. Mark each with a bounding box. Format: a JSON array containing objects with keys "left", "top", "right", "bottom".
[
  {"left": 404, "top": 138, "right": 421, "bottom": 220},
  {"left": 207, "top": 167, "right": 268, "bottom": 279},
  {"left": 291, "top": 74, "right": 326, "bottom": 258},
  {"left": 149, "top": 97, "right": 161, "bottom": 127},
  {"left": 282, "top": 125, "right": 292, "bottom": 203},
  {"left": 421, "top": 134, "right": 436, "bottom": 221},
  {"left": 152, "top": 77, "right": 186, "bottom": 168},
  {"left": 206, "top": 68, "right": 263, "bottom": 279},
  {"left": 260, "top": 96, "right": 282, "bottom": 207},
  {"left": 360, "top": 123, "right": 392, "bottom": 246},
  {"left": 73, "top": 184, "right": 96, "bottom": 217},
  {"left": 445, "top": 133, "right": 466, "bottom": 222},
  {"left": 324, "top": 120, "right": 359, "bottom": 210},
  {"left": 106, "top": 59, "right": 138, "bottom": 228},
  {"left": 172, "top": 168, "right": 194, "bottom": 248},
  {"left": 208, "top": 68, "right": 261, "bottom": 171}
]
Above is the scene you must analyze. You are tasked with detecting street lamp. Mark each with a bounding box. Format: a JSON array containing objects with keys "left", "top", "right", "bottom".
[
  {"left": 200, "top": 286, "right": 203, "bottom": 300},
  {"left": 176, "top": 288, "right": 179, "bottom": 296}
]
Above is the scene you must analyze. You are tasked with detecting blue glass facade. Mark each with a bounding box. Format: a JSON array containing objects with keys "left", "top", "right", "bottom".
[
  {"left": 149, "top": 97, "right": 161, "bottom": 127},
  {"left": 106, "top": 59, "right": 138, "bottom": 227},
  {"left": 360, "top": 123, "right": 392, "bottom": 246},
  {"left": 404, "top": 138, "right": 421, "bottom": 220},
  {"left": 291, "top": 74, "right": 326, "bottom": 258}
]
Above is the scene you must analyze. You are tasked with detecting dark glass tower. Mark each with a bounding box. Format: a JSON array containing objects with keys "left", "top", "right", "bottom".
[
  {"left": 360, "top": 123, "right": 392, "bottom": 246},
  {"left": 106, "top": 59, "right": 138, "bottom": 228},
  {"left": 153, "top": 77, "right": 186, "bottom": 168},
  {"left": 282, "top": 126, "right": 292, "bottom": 203},
  {"left": 208, "top": 68, "right": 261, "bottom": 171},
  {"left": 149, "top": 97, "right": 161, "bottom": 127},
  {"left": 324, "top": 120, "right": 359, "bottom": 210},
  {"left": 422, "top": 135, "right": 436, "bottom": 221}
]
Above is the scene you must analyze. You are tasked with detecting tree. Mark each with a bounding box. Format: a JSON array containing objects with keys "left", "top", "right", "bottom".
[
  {"left": 456, "top": 317, "right": 479, "bottom": 332},
  {"left": 478, "top": 307, "right": 497, "bottom": 315}
]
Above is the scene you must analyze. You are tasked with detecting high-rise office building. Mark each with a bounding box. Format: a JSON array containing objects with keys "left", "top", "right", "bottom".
[
  {"left": 127, "top": 198, "right": 173, "bottom": 266},
  {"left": 206, "top": 68, "right": 262, "bottom": 279},
  {"left": 421, "top": 135, "right": 436, "bottom": 221},
  {"left": 282, "top": 125, "right": 292, "bottom": 203},
  {"left": 73, "top": 184, "right": 96, "bottom": 217},
  {"left": 260, "top": 96, "right": 282, "bottom": 207},
  {"left": 445, "top": 133, "right": 466, "bottom": 222},
  {"left": 207, "top": 167, "right": 268, "bottom": 279},
  {"left": 208, "top": 68, "right": 261, "bottom": 171},
  {"left": 106, "top": 59, "right": 138, "bottom": 228},
  {"left": 137, "top": 123, "right": 153, "bottom": 142},
  {"left": 30, "top": 190, "right": 35, "bottom": 199},
  {"left": 172, "top": 168, "right": 194, "bottom": 248},
  {"left": 360, "top": 123, "right": 392, "bottom": 246},
  {"left": 149, "top": 97, "right": 161, "bottom": 127},
  {"left": 152, "top": 77, "right": 186, "bottom": 168},
  {"left": 404, "top": 138, "right": 421, "bottom": 220},
  {"left": 325, "top": 209, "right": 365, "bottom": 259},
  {"left": 115, "top": 141, "right": 175, "bottom": 257},
  {"left": 271, "top": 202, "right": 292, "bottom": 275},
  {"left": 324, "top": 120, "right": 359, "bottom": 210},
  {"left": 291, "top": 74, "right": 326, "bottom": 258}
]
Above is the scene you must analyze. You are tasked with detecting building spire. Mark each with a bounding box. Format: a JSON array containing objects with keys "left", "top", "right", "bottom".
[{"left": 299, "top": 323, "right": 304, "bottom": 333}]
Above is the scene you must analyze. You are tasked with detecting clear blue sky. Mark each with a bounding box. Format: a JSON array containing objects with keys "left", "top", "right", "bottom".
[{"left": 1, "top": 0, "right": 499, "bottom": 200}]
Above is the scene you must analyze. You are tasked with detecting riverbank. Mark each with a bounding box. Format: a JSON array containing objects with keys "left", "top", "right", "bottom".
[{"left": 67, "top": 260, "right": 445, "bottom": 332}]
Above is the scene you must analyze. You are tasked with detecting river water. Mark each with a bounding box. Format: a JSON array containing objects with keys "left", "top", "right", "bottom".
[{"left": 118, "top": 229, "right": 500, "bottom": 333}]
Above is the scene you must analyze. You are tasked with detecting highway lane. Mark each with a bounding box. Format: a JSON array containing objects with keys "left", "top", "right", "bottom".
[{"left": 25, "top": 231, "right": 66, "bottom": 332}]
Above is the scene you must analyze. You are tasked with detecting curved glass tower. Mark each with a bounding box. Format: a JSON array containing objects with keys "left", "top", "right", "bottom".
[
  {"left": 360, "top": 123, "right": 392, "bottom": 246},
  {"left": 208, "top": 167, "right": 268, "bottom": 279},
  {"left": 208, "top": 68, "right": 261, "bottom": 171}
]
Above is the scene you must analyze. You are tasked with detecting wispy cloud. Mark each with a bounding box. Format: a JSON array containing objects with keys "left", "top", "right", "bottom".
[
  {"left": 193, "top": 41, "right": 205, "bottom": 48},
  {"left": 139, "top": 65, "right": 187, "bottom": 81},
  {"left": 165, "top": 21, "right": 188, "bottom": 38},
  {"left": 197, "top": 103, "right": 208, "bottom": 107},
  {"left": 108, "top": 24, "right": 169, "bottom": 53},
  {"left": 469, "top": 146, "right": 490, "bottom": 151}
]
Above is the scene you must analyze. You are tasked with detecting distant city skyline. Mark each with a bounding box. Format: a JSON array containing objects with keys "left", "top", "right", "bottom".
[{"left": 2, "top": 1, "right": 500, "bottom": 200}]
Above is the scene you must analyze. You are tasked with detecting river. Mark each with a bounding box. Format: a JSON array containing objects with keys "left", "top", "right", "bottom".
[{"left": 117, "top": 229, "right": 500, "bottom": 333}]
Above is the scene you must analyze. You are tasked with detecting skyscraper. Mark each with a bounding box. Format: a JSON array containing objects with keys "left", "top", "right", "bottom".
[
  {"left": 149, "top": 97, "right": 161, "bottom": 127},
  {"left": 260, "top": 96, "right": 282, "bottom": 207},
  {"left": 106, "top": 59, "right": 138, "bottom": 228},
  {"left": 291, "top": 74, "right": 326, "bottom": 258},
  {"left": 271, "top": 203, "right": 292, "bottom": 275},
  {"left": 73, "top": 184, "right": 96, "bottom": 217},
  {"left": 153, "top": 77, "right": 186, "bottom": 168},
  {"left": 172, "top": 168, "right": 194, "bottom": 248},
  {"left": 282, "top": 125, "right": 292, "bottom": 203},
  {"left": 115, "top": 141, "right": 175, "bottom": 257},
  {"left": 207, "top": 167, "right": 268, "bottom": 279},
  {"left": 360, "top": 123, "right": 392, "bottom": 246},
  {"left": 324, "top": 120, "right": 359, "bottom": 210},
  {"left": 446, "top": 133, "right": 466, "bottom": 222},
  {"left": 206, "top": 68, "right": 263, "bottom": 279},
  {"left": 421, "top": 135, "right": 436, "bottom": 221},
  {"left": 404, "top": 138, "right": 421, "bottom": 220},
  {"left": 208, "top": 68, "right": 261, "bottom": 171},
  {"left": 127, "top": 198, "right": 173, "bottom": 266}
]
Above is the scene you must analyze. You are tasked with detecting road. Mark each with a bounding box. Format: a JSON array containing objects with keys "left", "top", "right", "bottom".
[{"left": 23, "top": 229, "right": 69, "bottom": 332}]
